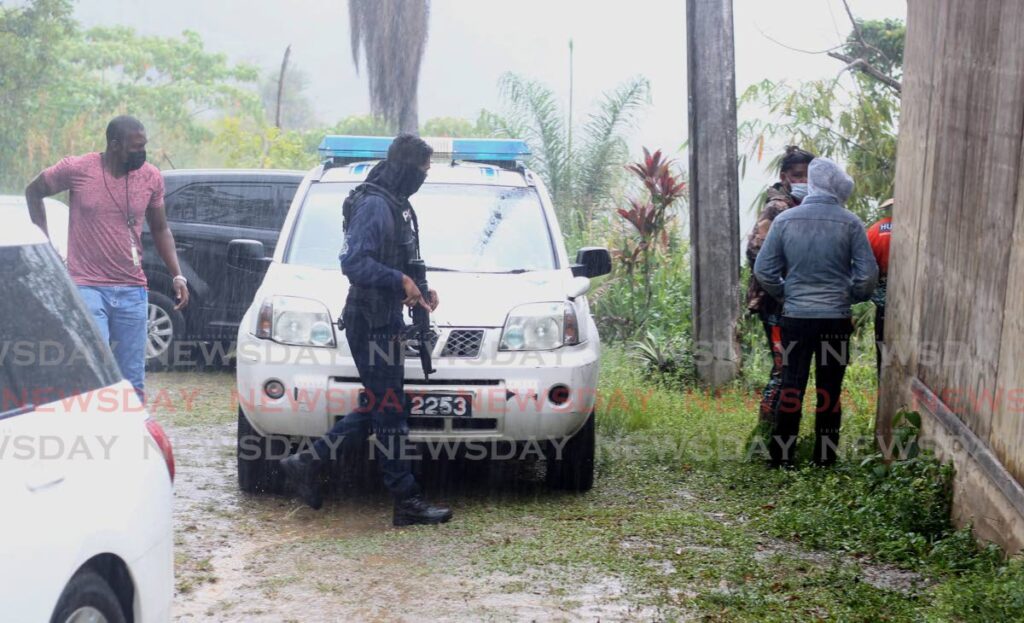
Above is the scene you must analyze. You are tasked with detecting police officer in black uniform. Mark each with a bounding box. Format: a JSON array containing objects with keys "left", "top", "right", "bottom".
[{"left": 280, "top": 134, "right": 453, "bottom": 526}]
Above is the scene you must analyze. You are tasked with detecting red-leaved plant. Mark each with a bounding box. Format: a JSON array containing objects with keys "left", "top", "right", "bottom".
[{"left": 613, "top": 148, "right": 686, "bottom": 311}]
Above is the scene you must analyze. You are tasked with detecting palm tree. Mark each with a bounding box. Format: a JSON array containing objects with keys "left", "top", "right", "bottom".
[
  {"left": 494, "top": 73, "right": 651, "bottom": 237},
  {"left": 348, "top": 0, "right": 430, "bottom": 133}
]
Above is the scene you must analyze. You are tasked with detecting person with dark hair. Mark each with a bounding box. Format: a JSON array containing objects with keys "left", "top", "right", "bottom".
[
  {"left": 754, "top": 158, "right": 878, "bottom": 468},
  {"left": 866, "top": 198, "right": 894, "bottom": 376},
  {"left": 24, "top": 115, "right": 189, "bottom": 401},
  {"left": 280, "top": 133, "right": 453, "bottom": 527},
  {"left": 745, "top": 145, "right": 815, "bottom": 425}
]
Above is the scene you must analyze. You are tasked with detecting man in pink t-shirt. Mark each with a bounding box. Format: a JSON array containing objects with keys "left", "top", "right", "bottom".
[{"left": 25, "top": 115, "right": 190, "bottom": 400}]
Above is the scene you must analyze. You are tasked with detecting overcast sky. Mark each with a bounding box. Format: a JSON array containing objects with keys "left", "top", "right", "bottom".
[{"left": 73, "top": 0, "right": 907, "bottom": 226}]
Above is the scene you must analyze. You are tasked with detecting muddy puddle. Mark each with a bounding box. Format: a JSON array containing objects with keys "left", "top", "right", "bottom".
[{"left": 169, "top": 424, "right": 654, "bottom": 622}]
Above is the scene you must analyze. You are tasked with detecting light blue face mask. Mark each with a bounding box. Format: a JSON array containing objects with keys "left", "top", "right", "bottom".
[{"left": 789, "top": 183, "right": 808, "bottom": 201}]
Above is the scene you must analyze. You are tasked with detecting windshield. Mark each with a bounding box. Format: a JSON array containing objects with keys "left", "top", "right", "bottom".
[
  {"left": 285, "top": 183, "right": 558, "bottom": 272},
  {"left": 1, "top": 243, "right": 121, "bottom": 415}
]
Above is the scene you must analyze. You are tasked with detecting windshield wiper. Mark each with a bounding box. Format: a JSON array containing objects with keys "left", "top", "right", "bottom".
[
  {"left": 425, "top": 266, "right": 532, "bottom": 274},
  {"left": 474, "top": 268, "right": 531, "bottom": 274}
]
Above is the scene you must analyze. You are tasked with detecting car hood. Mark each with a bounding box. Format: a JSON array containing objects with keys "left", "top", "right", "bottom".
[{"left": 259, "top": 263, "right": 580, "bottom": 327}]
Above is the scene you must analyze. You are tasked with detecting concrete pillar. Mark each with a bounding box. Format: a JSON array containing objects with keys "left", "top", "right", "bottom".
[{"left": 687, "top": 0, "right": 741, "bottom": 387}]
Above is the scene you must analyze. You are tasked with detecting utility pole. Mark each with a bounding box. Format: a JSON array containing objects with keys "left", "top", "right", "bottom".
[
  {"left": 275, "top": 44, "right": 292, "bottom": 129},
  {"left": 686, "top": 0, "right": 741, "bottom": 387},
  {"left": 567, "top": 38, "right": 574, "bottom": 159}
]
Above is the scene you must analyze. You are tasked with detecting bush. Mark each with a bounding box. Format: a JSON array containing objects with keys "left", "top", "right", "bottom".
[
  {"left": 927, "top": 558, "right": 1024, "bottom": 622},
  {"left": 592, "top": 240, "right": 691, "bottom": 344},
  {"left": 768, "top": 454, "right": 954, "bottom": 563}
]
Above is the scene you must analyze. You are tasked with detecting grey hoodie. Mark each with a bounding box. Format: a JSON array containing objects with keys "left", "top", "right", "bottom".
[{"left": 753, "top": 158, "right": 878, "bottom": 318}]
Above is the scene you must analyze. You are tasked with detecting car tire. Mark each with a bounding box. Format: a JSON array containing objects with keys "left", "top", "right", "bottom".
[
  {"left": 49, "top": 568, "right": 127, "bottom": 623},
  {"left": 546, "top": 410, "right": 596, "bottom": 492},
  {"left": 145, "top": 290, "right": 185, "bottom": 371},
  {"left": 237, "top": 408, "right": 286, "bottom": 495}
]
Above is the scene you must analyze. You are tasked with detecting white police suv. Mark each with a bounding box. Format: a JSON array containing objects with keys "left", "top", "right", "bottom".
[{"left": 231, "top": 136, "right": 611, "bottom": 493}]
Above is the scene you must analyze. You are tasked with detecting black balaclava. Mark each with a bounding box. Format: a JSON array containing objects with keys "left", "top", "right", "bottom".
[
  {"left": 366, "top": 160, "right": 426, "bottom": 199},
  {"left": 393, "top": 162, "right": 426, "bottom": 198}
]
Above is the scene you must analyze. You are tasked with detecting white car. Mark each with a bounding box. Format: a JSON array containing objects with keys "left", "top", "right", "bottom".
[
  {"left": 0, "top": 221, "right": 174, "bottom": 622},
  {"left": 233, "top": 136, "right": 611, "bottom": 493},
  {"left": 0, "top": 194, "right": 70, "bottom": 260}
]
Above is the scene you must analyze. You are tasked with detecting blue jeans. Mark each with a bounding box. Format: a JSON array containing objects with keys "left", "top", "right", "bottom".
[{"left": 77, "top": 286, "right": 148, "bottom": 401}]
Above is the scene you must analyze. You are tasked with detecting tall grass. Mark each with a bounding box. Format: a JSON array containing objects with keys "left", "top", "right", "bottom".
[{"left": 594, "top": 344, "right": 1024, "bottom": 621}]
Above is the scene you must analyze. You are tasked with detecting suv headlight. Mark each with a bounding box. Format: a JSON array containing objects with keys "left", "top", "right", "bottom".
[
  {"left": 499, "top": 302, "right": 580, "bottom": 351},
  {"left": 255, "top": 296, "right": 336, "bottom": 347}
]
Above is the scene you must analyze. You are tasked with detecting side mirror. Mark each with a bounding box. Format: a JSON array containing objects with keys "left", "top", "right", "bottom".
[
  {"left": 227, "top": 239, "right": 270, "bottom": 272},
  {"left": 571, "top": 247, "right": 612, "bottom": 278},
  {"left": 567, "top": 276, "right": 591, "bottom": 300}
]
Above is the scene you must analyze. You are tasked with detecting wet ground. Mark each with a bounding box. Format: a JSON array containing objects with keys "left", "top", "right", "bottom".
[
  {"left": 156, "top": 371, "right": 928, "bottom": 622},
  {"left": 160, "top": 372, "right": 658, "bottom": 622}
]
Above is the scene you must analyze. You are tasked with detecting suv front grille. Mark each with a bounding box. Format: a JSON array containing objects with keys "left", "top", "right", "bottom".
[
  {"left": 441, "top": 330, "right": 484, "bottom": 358},
  {"left": 404, "top": 331, "right": 439, "bottom": 358}
]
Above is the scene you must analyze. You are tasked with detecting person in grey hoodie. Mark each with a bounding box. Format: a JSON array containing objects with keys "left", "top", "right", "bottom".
[{"left": 754, "top": 158, "right": 878, "bottom": 467}]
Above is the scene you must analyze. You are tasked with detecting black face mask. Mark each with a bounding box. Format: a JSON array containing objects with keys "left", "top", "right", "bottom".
[
  {"left": 125, "top": 150, "right": 147, "bottom": 172},
  {"left": 394, "top": 163, "right": 427, "bottom": 198}
]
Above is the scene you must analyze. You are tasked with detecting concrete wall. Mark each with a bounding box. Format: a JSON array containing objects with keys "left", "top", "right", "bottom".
[{"left": 879, "top": 0, "right": 1024, "bottom": 553}]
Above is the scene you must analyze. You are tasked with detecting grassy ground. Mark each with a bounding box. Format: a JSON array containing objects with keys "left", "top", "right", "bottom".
[{"left": 154, "top": 345, "right": 1024, "bottom": 622}]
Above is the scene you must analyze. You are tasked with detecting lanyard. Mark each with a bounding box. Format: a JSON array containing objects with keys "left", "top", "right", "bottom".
[{"left": 100, "top": 154, "right": 141, "bottom": 266}]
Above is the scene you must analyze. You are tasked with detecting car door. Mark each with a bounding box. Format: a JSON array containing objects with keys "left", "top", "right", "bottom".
[{"left": 190, "top": 181, "right": 281, "bottom": 331}]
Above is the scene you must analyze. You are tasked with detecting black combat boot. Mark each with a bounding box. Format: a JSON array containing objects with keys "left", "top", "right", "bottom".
[
  {"left": 393, "top": 495, "right": 453, "bottom": 527},
  {"left": 280, "top": 452, "right": 324, "bottom": 510}
]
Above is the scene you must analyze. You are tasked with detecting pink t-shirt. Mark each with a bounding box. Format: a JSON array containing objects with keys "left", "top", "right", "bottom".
[{"left": 42, "top": 153, "right": 164, "bottom": 287}]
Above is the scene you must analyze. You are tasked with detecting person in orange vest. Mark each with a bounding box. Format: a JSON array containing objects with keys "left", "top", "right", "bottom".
[{"left": 866, "top": 198, "right": 893, "bottom": 376}]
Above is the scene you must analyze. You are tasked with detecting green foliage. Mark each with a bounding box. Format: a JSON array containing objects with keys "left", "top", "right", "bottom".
[
  {"left": 592, "top": 349, "right": 1020, "bottom": 620},
  {"left": 1, "top": 0, "right": 258, "bottom": 189},
  {"left": 846, "top": 18, "right": 906, "bottom": 85},
  {"left": 421, "top": 112, "right": 498, "bottom": 138},
  {"left": 327, "top": 114, "right": 395, "bottom": 137},
  {"left": 0, "top": 0, "right": 76, "bottom": 189},
  {"left": 928, "top": 558, "right": 1024, "bottom": 622},
  {"left": 494, "top": 72, "right": 650, "bottom": 239},
  {"left": 628, "top": 330, "right": 695, "bottom": 389},
  {"left": 211, "top": 117, "right": 318, "bottom": 170},
  {"left": 592, "top": 239, "right": 691, "bottom": 344},
  {"left": 739, "top": 77, "right": 897, "bottom": 222},
  {"left": 767, "top": 455, "right": 960, "bottom": 566},
  {"left": 739, "top": 18, "right": 904, "bottom": 222}
]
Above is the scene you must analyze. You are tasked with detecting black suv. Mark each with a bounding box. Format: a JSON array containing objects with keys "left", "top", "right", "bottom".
[{"left": 142, "top": 169, "right": 305, "bottom": 368}]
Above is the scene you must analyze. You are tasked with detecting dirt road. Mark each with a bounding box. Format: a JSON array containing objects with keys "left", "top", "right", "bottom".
[
  {"left": 163, "top": 373, "right": 660, "bottom": 622},
  {"left": 157, "top": 371, "right": 925, "bottom": 622}
]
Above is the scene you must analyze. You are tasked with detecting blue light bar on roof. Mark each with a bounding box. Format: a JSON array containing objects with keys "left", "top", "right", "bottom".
[{"left": 318, "top": 135, "right": 531, "bottom": 163}]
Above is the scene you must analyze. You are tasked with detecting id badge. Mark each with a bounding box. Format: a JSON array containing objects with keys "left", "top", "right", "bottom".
[{"left": 131, "top": 244, "right": 140, "bottom": 267}]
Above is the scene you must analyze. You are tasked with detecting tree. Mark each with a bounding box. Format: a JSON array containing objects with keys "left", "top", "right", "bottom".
[
  {"left": 0, "top": 0, "right": 258, "bottom": 188},
  {"left": 326, "top": 114, "right": 395, "bottom": 137},
  {"left": 739, "top": 18, "right": 904, "bottom": 221},
  {"left": 259, "top": 63, "right": 318, "bottom": 131},
  {"left": 348, "top": 0, "right": 430, "bottom": 134},
  {"left": 211, "top": 117, "right": 318, "bottom": 170},
  {"left": 1, "top": 0, "right": 76, "bottom": 189},
  {"left": 828, "top": 2, "right": 903, "bottom": 96},
  {"left": 421, "top": 113, "right": 497, "bottom": 138},
  {"left": 494, "top": 72, "right": 650, "bottom": 240}
]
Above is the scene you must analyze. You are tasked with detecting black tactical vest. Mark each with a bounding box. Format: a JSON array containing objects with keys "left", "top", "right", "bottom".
[{"left": 342, "top": 183, "right": 418, "bottom": 327}]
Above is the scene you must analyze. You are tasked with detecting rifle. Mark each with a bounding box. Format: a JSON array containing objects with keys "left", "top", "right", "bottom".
[{"left": 404, "top": 258, "right": 436, "bottom": 379}]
